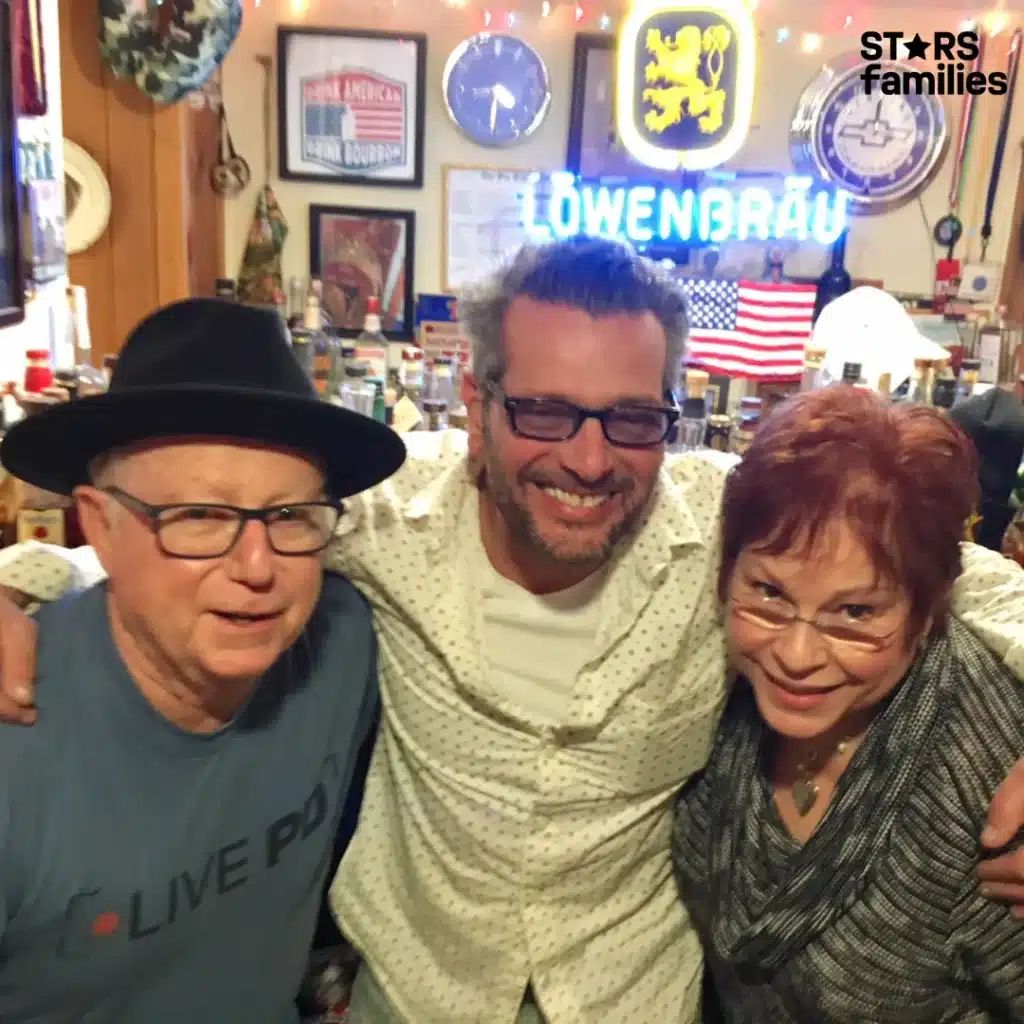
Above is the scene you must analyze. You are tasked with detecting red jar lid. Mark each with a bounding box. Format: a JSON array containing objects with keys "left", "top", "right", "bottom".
[{"left": 25, "top": 349, "right": 50, "bottom": 359}]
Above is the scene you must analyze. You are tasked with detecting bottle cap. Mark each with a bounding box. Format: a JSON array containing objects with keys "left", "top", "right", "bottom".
[
  {"left": 367, "top": 296, "right": 381, "bottom": 314},
  {"left": 684, "top": 368, "right": 709, "bottom": 399}
]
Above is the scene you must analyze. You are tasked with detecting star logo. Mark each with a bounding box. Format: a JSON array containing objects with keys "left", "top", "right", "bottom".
[{"left": 903, "top": 33, "right": 930, "bottom": 60}]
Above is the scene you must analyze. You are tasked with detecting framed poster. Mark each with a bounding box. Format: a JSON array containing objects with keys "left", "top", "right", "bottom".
[
  {"left": 442, "top": 165, "right": 549, "bottom": 293},
  {"left": 309, "top": 204, "right": 415, "bottom": 340},
  {"left": 566, "top": 33, "right": 687, "bottom": 187},
  {"left": 0, "top": 0, "right": 24, "bottom": 328},
  {"left": 13, "top": 0, "right": 46, "bottom": 117},
  {"left": 278, "top": 28, "right": 426, "bottom": 188}
]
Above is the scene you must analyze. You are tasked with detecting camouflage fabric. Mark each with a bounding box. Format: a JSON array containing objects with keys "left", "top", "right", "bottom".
[
  {"left": 98, "top": 0, "right": 242, "bottom": 105},
  {"left": 237, "top": 185, "right": 288, "bottom": 307}
]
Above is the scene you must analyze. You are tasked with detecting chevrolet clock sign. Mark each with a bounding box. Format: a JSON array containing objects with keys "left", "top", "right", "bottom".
[{"left": 616, "top": 0, "right": 756, "bottom": 171}]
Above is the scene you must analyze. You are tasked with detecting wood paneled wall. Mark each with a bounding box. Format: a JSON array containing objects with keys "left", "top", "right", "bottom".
[
  {"left": 999, "top": 140, "right": 1024, "bottom": 327},
  {"left": 58, "top": 0, "right": 224, "bottom": 363}
]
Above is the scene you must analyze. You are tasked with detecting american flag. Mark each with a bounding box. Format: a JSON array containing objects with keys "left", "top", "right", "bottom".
[
  {"left": 345, "top": 101, "right": 405, "bottom": 141},
  {"left": 679, "top": 278, "right": 816, "bottom": 380}
]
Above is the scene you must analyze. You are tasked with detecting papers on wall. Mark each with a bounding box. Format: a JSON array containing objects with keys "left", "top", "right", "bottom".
[{"left": 442, "top": 166, "right": 550, "bottom": 293}]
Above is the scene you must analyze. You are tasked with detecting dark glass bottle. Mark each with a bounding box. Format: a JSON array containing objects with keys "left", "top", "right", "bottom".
[
  {"left": 813, "top": 231, "right": 852, "bottom": 324},
  {"left": 841, "top": 361, "right": 862, "bottom": 385}
]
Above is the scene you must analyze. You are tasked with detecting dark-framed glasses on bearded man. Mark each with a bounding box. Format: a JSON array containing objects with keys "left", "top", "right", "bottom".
[{"left": 497, "top": 392, "right": 680, "bottom": 449}]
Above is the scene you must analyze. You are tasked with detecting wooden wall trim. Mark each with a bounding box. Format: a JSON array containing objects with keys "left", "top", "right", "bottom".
[
  {"left": 998, "top": 138, "right": 1024, "bottom": 325},
  {"left": 152, "top": 102, "right": 189, "bottom": 306}
]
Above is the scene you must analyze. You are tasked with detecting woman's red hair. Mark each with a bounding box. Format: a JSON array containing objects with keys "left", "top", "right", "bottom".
[{"left": 719, "top": 386, "right": 980, "bottom": 633}]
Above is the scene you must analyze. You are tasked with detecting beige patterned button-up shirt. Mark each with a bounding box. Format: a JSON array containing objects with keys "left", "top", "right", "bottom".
[
  {"left": 3, "top": 435, "right": 1024, "bottom": 1023},
  {"left": 329, "top": 437, "right": 732, "bottom": 1023}
]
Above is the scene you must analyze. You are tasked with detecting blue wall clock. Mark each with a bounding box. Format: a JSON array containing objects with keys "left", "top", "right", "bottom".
[
  {"left": 442, "top": 33, "right": 551, "bottom": 147},
  {"left": 790, "top": 52, "right": 947, "bottom": 212}
]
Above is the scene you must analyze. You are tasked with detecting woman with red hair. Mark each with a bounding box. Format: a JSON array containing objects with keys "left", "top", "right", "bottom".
[{"left": 673, "top": 386, "right": 1024, "bottom": 1020}]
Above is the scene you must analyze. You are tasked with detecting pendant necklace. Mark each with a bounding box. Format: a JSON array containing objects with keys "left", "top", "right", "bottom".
[{"left": 792, "top": 736, "right": 850, "bottom": 817}]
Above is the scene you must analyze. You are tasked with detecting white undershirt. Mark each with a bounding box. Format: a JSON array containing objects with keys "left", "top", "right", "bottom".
[{"left": 469, "top": 505, "right": 606, "bottom": 724}]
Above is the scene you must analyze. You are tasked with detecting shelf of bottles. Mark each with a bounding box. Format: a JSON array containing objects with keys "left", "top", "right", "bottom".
[{"left": 671, "top": 316, "right": 1024, "bottom": 459}]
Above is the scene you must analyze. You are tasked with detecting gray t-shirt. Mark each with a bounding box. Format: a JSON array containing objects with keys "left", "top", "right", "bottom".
[{"left": 0, "top": 573, "right": 378, "bottom": 1022}]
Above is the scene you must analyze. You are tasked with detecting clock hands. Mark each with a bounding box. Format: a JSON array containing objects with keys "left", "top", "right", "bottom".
[
  {"left": 488, "top": 84, "right": 516, "bottom": 132},
  {"left": 494, "top": 83, "right": 515, "bottom": 108}
]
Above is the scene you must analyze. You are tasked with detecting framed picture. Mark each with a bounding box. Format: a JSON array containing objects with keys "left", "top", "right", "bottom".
[
  {"left": 0, "top": 0, "right": 25, "bottom": 329},
  {"left": 13, "top": 0, "right": 47, "bottom": 117},
  {"left": 309, "top": 205, "right": 415, "bottom": 340},
  {"left": 278, "top": 27, "right": 426, "bottom": 188},
  {"left": 567, "top": 33, "right": 687, "bottom": 187}
]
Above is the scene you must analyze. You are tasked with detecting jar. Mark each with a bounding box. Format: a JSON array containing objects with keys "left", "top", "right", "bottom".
[
  {"left": 704, "top": 414, "right": 733, "bottom": 452},
  {"left": 730, "top": 397, "right": 762, "bottom": 456},
  {"left": 340, "top": 363, "right": 376, "bottom": 417},
  {"left": 422, "top": 397, "right": 448, "bottom": 431},
  {"left": 402, "top": 347, "right": 424, "bottom": 403},
  {"left": 24, "top": 349, "right": 54, "bottom": 393}
]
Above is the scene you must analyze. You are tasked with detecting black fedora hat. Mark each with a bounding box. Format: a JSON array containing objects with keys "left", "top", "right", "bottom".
[{"left": 0, "top": 298, "right": 406, "bottom": 498}]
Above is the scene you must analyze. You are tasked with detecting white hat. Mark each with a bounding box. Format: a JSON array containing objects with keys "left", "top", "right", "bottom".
[
  {"left": 813, "top": 287, "right": 948, "bottom": 387},
  {"left": 63, "top": 140, "right": 111, "bottom": 255}
]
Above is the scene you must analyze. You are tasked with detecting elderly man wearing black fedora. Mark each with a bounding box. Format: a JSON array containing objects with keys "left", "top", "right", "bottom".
[{"left": 0, "top": 298, "right": 403, "bottom": 1020}]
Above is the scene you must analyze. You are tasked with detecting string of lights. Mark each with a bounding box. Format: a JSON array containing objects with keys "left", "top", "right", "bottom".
[{"left": 248, "top": 0, "right": 1019, "bottom": 49}]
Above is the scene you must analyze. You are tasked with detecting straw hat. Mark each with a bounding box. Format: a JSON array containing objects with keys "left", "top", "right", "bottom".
[{"left": 63, "top": 140, "right": 111, "bottom": 255}]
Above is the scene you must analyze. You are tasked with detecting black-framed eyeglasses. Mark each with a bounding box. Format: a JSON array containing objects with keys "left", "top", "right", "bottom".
[
  {"left": 497, "top": 391, "right": 679, "bottom": 449},
  {"left": 104, "top": 487, "right": 343, "bottom": 559}
]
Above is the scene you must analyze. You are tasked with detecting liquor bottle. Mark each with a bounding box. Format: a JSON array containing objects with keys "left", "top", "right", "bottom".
[
  {"left": 287, "top": 277, "right": 306, "bottom": 329},
  {"left": 840, "top": 361, "right": 862, "bottom": 385},
  {"left": 358, "top": 296, "right": 387, "bottom": 344},
  {"left": 305, "top": 280, "right": 339, "bottom": 400},
  {"left": 801, "top": 345, "right": 827, "bottom": 391},
  {"left": 357, "top": 296, "right": 388, "bottom": 381},
  {"left": 955, "top": 358, "right": 981, "bottom": 404},
  {"left": 910, "top": 359, "right": 935, "bottom": 405},
  {"left": 933, "top": 376, "right": 957, "bottom": 411},
  {"left": 431, "top": 355, "right": 457, "bottom": 411},
  {"left": 813, "top": 231, "right": 852, "bottom": 324},
  {"left": 339, "top": 363, "right": 376, "bottom": 417},
  {"left": 68, "top": 285, "right": 105, "bottom": 397},
  {"left": 390, "top": 347, "right": 424, "bottom": 432},
  {"left": 932, "top": 357, "right": 956, "bottom": 407},
  {"left": 677, "top": 368, "right": 709, "bottom": 451}
]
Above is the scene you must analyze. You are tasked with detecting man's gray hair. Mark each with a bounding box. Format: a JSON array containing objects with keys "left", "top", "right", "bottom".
[
  {"left": 458, "top": 237, "right": 689, "bottom": 396},
  {"left": 88, "top": 452, "right": 121, "bottom": 488}
]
